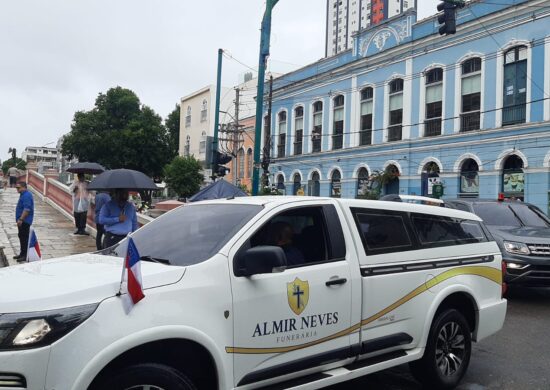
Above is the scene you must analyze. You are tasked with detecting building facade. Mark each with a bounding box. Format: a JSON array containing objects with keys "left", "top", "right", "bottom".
[
  {"left": 326, "top": 0, "right": 416, "bottom": 57},
  {"left": 22, "top": 146, "right": 59, "bottom": 173},
  {"left": 270, "top": 0, "right": 550, "bottom": 214},
  {"left": 179, "top": 85, "right": 232, "bottom": 167}
]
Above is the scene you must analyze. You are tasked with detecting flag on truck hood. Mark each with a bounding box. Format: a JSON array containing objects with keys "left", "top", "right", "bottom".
[
  {"left": 26, "top": 228, "right": 42, "bottom": 262},
  {"left": 121, "top": 237, "right": 145, "bottom": 313}
]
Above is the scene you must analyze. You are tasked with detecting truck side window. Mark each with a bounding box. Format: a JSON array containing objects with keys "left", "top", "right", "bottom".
[
  {"left": 248, "top": 206, "right": 343, "bottom": 268},
  {"left": 353, "top": 210, "right": 414, "bottom": 255},
  {"left": 411, "top": 215, "right": 487, "bottom": 248}
]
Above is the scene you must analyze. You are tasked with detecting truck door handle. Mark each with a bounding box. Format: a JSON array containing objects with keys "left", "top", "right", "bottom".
[{"left": 326, "top": 277, "right": 347, "bottom": 287}]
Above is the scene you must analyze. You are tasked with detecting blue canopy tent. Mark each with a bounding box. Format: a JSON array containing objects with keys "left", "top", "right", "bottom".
[{"left": 188, "top": 179, "right": 248, "bottom": 202}]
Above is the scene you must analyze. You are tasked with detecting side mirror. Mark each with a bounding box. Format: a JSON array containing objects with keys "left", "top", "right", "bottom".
[{"left": 236, "top": 246, "right": 287, "bottom": 277}]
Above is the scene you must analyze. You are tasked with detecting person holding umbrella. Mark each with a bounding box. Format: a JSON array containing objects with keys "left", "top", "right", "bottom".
[
  {"left": 89, "top": 169, "right": 158, "bottom": 248},
  {"left": 70, "top": 173, "right": 90, "bottom": 235},
  {"left": 99, "top": 189, "right": 138, "bottom": 248},
  {"left": 67, "top": 162, "right": 106, "bottom": 236},
  {"left": 94, "top": 191, "right": 111, "bottom": 250}
]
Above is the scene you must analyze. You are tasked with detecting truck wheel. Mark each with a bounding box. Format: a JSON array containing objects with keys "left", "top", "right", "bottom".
[
  {"left": 99, "top": 363, "right": 197, "bottom": 390},
  {"left": 410, "top": 309, "right": 471, "bottom": 389}
]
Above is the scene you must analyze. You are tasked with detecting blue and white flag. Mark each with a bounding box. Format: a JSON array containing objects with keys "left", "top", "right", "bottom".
[{"left": 26, "top": 228, "right": 42, "bottom": 262}]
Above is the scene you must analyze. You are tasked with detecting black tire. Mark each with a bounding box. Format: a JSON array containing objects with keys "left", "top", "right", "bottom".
[
  {"left": 410, "top": 309, "right": 472, "bottom": 390},
  {"left": 97, "top": 363, "right": 197, "bottom": 390}
]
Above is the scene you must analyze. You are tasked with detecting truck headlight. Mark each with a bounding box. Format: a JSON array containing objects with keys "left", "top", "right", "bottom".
[
  {"left": 503, "top": 241, "right": 530, "bottom": 255},
  {"left": 0, "top": 303, "right": 97, "bottom": 351}
]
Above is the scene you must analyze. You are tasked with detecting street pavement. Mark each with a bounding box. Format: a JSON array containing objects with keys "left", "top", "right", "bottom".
[
  {"left": 0, "top": 187, "right": 96, "bottom": 266},
  {"left": 331, "top": 287, "right": 550, "bottom": 390}
]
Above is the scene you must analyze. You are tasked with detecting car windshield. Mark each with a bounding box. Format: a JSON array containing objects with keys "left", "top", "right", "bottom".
[
  {"left": 473, "top": 203, "right": 522, "bottom": 227},
  {"left": 509, "top": 204, "right": 550, "bottom": 228},
  {"left": 106, "top": 204, "right": 262, "bottom": 266}
]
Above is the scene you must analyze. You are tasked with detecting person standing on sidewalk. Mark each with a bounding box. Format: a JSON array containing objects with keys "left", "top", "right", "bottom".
[
  {"left": 14, "top": 182, "right": 34, "bottom": 262},
  {"left": 8, "top": 166, "right": 18, "bottom": 188},
  {"left": 99, "top": 189, "right": 138, "bottom": 248},
  {"left": 94, "top": 191, "right": 111, "bottom": 250},
  {"left": 70, "top": 173, "right": 90, "bottom": 235}
]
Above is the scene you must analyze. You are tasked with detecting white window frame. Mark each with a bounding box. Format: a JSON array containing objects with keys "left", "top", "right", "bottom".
[
  {"left": 454, "top": 53, "right": 485, "bottom": 133},
  {"left": 357, "top": 83, "right": 376, "bottom": 146},
  {"left": 310, "top": 99, "right": 325, "bottom": 154},
  {"left": 384, "top": 75, "right": 405, "bottom": 143},
  {"left": 420, "top": 64, "right": 445, "bottom": 137},
  {"left": 291, "top": 104, "right": 305, "bottom": 156},
  {"left": 330, "top": 93, "right": 346, "bottom": 151}
]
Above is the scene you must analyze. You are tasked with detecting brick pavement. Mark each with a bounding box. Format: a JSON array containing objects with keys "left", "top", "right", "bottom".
[{"left": 0, "top": 187, "right": 96, "bottom": 267}]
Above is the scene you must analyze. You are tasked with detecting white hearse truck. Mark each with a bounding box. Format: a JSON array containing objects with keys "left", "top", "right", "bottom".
[{"left": 0, "top": 197, "right": 507, "bottom": 390}]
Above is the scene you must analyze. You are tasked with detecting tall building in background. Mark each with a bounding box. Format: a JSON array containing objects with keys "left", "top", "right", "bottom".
[{"left": 325, "top": 0, "right": 416, "bottom": 57}]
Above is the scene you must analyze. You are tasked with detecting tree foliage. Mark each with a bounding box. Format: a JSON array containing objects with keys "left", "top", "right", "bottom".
[
  {"left": 165, "top": 104, "right": 180, "bottom": 159},
  {"left": 2, "top": 158, "right": 27, "bottom": 175},
  {"left": 164, "top": 156, "right": 204, "bottom": 199},
  {"left": 61, "top": 87, "right": 172, "bottom": 178}
]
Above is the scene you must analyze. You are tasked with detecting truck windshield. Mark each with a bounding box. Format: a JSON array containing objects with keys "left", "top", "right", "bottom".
[
  {"left": 509, "top": 204, "right": 550, "bottom": 228},
  {"left": 473, "top": 203, "right": 522, "bottom": 227},
  {"left": 107, "top": 204, "right": 262, "bottom": 266}
]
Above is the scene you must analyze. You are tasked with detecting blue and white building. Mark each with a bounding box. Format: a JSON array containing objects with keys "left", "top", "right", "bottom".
[{"left": 267, "top": 0, "right": 550, "bottom": 213}]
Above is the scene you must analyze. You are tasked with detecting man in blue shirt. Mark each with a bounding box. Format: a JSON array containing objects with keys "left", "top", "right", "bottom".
[
  {"left": 99, "top": 189, "right": 138, "bottom": 248},
  {"left": 14, "top": 182, "right": 34, "bottom": 262},
  {"left": 94, "top": 191, "right": 111, "bottom": 250}
]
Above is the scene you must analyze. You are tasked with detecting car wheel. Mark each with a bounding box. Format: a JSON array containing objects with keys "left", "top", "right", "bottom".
[
  {"left": 410, "top": 309, "right": 472, "bottom": 389},
  {"left": 98, "top": 363, "right": 197, "bottom": 390}
]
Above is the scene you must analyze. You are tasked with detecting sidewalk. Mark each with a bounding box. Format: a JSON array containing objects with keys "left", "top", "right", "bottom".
[{"left": 0, "top": 187, "right": 96, "bottom": 267}]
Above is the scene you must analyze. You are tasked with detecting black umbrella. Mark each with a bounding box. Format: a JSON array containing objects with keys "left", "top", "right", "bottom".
[
  {"left": 66, "top": 162, "right": 106, "bottom": 175},
  {"left": 88, "top": 169, "right": 158, "bottom": 191}
]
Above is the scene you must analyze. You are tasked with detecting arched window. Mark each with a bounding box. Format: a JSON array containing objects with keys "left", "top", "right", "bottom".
[
  {"left": 201, "top": 100, "right": 208, "bottom": 122},
  {"left": 360, "top": 88, "right": 373, "bottom": 146},
  {"left": 388, "top": 79, "right": 404, "bottom": 142},
  {"left": 357, "top": 167, "right": 370, "bottom": 197},
  {"left": 278, "top": 111, "right": 287, "bottom": 158},
  {"left": 293, "top": 173, "right": 302, "bottom": 195},
  {"left": 502, "top": 155, "right": 524, "bottom": 199},
  {"left": 331, "top": 170, "right": 342, "bottom": 198},
  {"left": 277, "top": 174, "right": 286, "bottom": 194},
  {"left": 199, "top": 131, "right": 207, "bottom": 154},
  {"left": 185, "top": 106, "right": 192, "bottom": 127},
  {"left": 425, "top": 68, "right": 443, "bottom": 137},
  {"left": 294, "top": 106, "right": 304, "bottom": 155},
  {"left": 238, "top": 148, "right": 245, "bottom": 179},
  {"left": 503, "top": 46, "right": 528, "bottom": 126},
  {"left": 460, "top": 159, "right": 480, "bottom": 197},
  {"left": 384, "top": 164, "right": 400, "bottom": 195},
  {"left": 247, "top": 148, "right": 253, "bottom": 178},
  {"left": 310, "top": 172, "right": 321, "bottom": 197},
  {"left": 312, "top": 101, "right": 323, "bottom": 153},
  {"left": 332, "top": 95, "right": 344, "bottom": 150},
  {"left": 461, "top": 57, "right": 482, "bottom": 132}
]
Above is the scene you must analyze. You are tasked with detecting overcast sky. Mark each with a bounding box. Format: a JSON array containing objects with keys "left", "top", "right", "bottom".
[{"left": 0, "top": 0, "right": 438, "bottom": 162}]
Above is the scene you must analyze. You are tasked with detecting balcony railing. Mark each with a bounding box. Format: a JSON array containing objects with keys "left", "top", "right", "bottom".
[
  {"left": 424, "top": 118, "right": 442, "bottom": 137},
  {"left": 387, "top": 125, "right": 402, "bottom": 142},
  {"left": 460, "top": 111, "right": 481, "bottom": 132},
  {"left": 502, "top": 104, "right": 526, "bottom": 126},
  {"left": 360, "top": 130, "right": 372, "bottom": 146}
]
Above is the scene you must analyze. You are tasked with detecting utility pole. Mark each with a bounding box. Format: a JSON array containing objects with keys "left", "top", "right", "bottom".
[
  {"left": 252, "top": 0, "right": 279, "bottom": 196},
  {"left": 261, "top": 75, "right": 274, "bottom": 190},
  {"left": 232, "top": 87, "right": 240, "bottom": 185},
  {"left": 211, "top": 48, "right": 224, "bottom": 177}
]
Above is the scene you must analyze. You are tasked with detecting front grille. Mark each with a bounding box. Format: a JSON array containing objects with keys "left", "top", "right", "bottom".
[
  {"left": 0, "top": 373, "right": 26, "bottom": 388},
  {"left": 528, "top": 244, "right": 550, "bottom": 256}
]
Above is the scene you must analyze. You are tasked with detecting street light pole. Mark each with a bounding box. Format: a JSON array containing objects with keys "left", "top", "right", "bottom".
[{"left": 252, "top": 0, "right": 279, "bottom": 196}]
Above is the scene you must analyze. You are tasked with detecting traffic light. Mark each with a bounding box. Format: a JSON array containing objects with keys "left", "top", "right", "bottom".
[
  {"left": 212, "top": 151, "right": 232, "bottom": 178},
  {"left": 437, "top": 0, "right": 465, "bottom": 36}
]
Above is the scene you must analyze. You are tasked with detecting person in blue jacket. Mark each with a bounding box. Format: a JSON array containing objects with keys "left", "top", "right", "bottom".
[
  {"left": 14, "top": 182, "right": 34, "bottom": 262},
  {"left": 99, "top": 189, "right": 138, "bottom": 249},
  {"left": 94, "top": 191, "right": 111, "bottom": 250}
]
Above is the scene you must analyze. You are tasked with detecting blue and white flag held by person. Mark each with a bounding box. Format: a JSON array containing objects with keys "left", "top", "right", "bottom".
[
  {"left": 120, "top": 237, "right": 145, "bottom": 313},
  {"left": 26, "top": 228, "right": 42, "bottom": 262}
]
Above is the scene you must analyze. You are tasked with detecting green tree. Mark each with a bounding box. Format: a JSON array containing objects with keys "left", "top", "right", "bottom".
[
  {"left": 2, "top": 158, "right": 26, "bottom": 175},
  {"left": 61, "top": 87, "right": 172, "bottom": 178},
  {"left": 165, "top": 104, "right": 180, "bottom": 159},
  {"left": 164, "top": 156, "right": 204, "bottom": 199}
]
